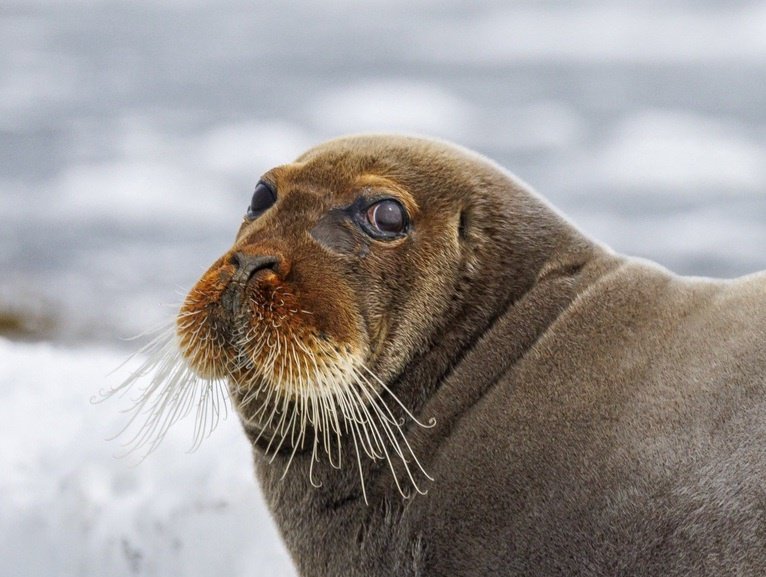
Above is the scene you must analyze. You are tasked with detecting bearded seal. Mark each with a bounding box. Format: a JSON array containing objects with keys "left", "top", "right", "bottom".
[{"left": 125, "top": 135, "right": 765, "bottom": 576}]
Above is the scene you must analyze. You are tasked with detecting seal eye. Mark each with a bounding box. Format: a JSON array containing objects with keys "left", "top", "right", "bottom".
[
  {"left": 366, "top": 199, "right": 407, "bottom": 237},
  {"left": 247, "top": 181, "right": 277, "bottom": 220}
]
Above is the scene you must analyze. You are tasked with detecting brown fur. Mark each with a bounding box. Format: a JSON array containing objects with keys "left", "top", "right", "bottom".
[{"left": 178, "top": 135, "right": 766, "bottom": 576}]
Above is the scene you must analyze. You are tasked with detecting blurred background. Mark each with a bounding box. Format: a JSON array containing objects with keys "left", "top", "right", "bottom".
[{"left": 1, "top": 1, "right": 765, "bottom": 575}]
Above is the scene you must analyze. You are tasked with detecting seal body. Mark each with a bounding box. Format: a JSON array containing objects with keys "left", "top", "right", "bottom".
[{"left": 177, "top": 135, "right": 766, "bottom": 576}]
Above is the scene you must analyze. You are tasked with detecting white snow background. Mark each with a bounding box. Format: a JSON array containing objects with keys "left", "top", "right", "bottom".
[
  {"left": 0, "top": 339, "right": 292, "bottom": 577},
  {"left": 1, "top": 1, "right": 765, "bottom": 576}
]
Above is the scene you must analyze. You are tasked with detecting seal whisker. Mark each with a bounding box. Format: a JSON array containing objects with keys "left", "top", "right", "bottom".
[
  {"left": 338, "top": 378, "right": 386, "bottom": 460},
  {"left": 190, "top": 376, "right": 228, "bottom": 452},
  {"left": 349, "top": 371, "right": 417, "bottom": 498},
  {"left": 102, "top": 319, "right": 233, "bottom": 461},
  {"left": 124, "top": 362, "right": 198, "bottom": 453},
  {"left": 348, "top": 415, "right": 369, "bottom": 505},
  {"left": 99, "top": 322, "right": 177, "bottom": 393},
  {"left": 361, "top": 365, "right": 437, "bottom": 430},
  {"left": 308, "top": 433, "right": 322, "bottom": 489},
  {"left": 291, "top": 336, "right": 345, "bottom": 465},
  {"left": 269, "top": 403, "right": 297, "bottom": 463},
  {"left": 355, "top": 367, "right": 434, "bottom": 486},
  {"left": 317, "top": 388, "right": 337, "bottom": 464}
]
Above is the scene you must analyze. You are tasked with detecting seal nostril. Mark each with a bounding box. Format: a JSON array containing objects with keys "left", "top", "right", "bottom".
[
  {"left": 233, "top": 252, "right": 282, "bottom": 281},
  {"left": 221, "top": 252, "right": 283, "bottom": 315}
]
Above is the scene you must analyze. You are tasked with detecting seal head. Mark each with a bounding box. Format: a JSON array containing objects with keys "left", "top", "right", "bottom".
[{"left": 176, "top": 135, "right": 595, "bottom": 497}]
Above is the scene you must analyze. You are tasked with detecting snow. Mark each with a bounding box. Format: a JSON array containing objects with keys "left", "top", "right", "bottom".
[{"left": 0, "top": 338, "right": 295, "bottom": 577}]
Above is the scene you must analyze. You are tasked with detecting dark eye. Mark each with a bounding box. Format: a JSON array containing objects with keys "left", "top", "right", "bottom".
[
  {"left": 247, "top": 181, "right": 276, "bottom": 219},
  {"left": 365, "top": 199, "right": 407, "bottom": 237}
]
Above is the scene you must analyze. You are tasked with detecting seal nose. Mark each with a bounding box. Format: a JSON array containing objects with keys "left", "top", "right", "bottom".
[
  {"left": 230, "top": 252, "right": 281, "bottom": 283},
  {"left": 221, "top": 251, "right": 284, "bottom": 315}
]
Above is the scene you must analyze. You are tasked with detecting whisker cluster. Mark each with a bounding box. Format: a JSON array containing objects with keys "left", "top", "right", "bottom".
[
  {"left": 99, "top": 292, "right": 435, "bottom": 503},
  {"left": 233, "top": 330, "right": 435, "bottom": 503},
  {"left": 95, "top": 321, "right": 229, "bottom": 460}
]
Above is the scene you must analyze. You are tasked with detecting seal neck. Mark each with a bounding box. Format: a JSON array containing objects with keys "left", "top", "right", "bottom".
[{"left": 380, "top": 244, "right": 620, "bottom": 486}]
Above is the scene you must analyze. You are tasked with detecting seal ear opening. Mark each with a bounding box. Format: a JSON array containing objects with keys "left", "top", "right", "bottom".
[{"left": 458, "top": 210, "right": 468, "bottom": 240}]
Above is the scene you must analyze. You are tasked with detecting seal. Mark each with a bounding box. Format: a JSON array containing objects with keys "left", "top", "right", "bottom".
[{"left": 126, "top": 135, "right": 766, "bottom": 576}]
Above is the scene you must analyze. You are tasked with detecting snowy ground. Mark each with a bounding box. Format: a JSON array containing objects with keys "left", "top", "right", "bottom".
[
  {"left": 1, "top": 1, "right": 765, "bottom": 576},
  {"left": 0, "top": 338, "right": 295, "bottom": 576}
]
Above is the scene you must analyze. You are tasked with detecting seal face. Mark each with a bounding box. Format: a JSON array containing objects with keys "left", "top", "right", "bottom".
[
  {"left": 176, "top": 140, "right": 482, "bottom": 497},
  {"left": 116, "top": 135, "right": 766, "bottom": 577}
]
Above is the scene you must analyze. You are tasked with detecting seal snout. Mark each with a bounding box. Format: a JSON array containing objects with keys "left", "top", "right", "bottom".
[{"left": 221, "top": 251, "right": 285, "bottom": 315}]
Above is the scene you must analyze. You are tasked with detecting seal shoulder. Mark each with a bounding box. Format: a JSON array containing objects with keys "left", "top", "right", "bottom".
[{"left": 407, "top": 256, "right": 766, "bottom": 576}]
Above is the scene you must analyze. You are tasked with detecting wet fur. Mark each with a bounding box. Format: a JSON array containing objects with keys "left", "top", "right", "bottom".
[{"left": 182, "top": 136, "right": 765, "bottom": 576}]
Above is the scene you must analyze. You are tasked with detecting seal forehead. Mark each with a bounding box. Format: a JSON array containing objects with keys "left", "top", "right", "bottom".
[
  {"left": 295, "top": 133, "right": 488, "bottom": 170},
  {"left": 268, "top": 140, "right": 389, "bottom": 197},
  {"left": 268, "top": 136, "right": 491, "bottom": 222},
  {"left": 291, "top": 134, "right": 512, "bottom": 207}
]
